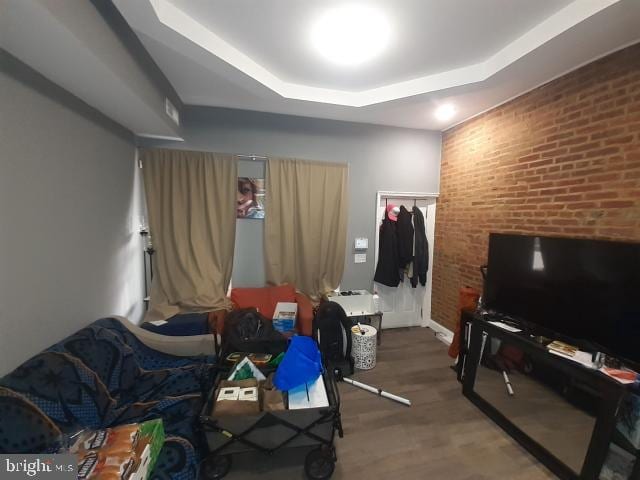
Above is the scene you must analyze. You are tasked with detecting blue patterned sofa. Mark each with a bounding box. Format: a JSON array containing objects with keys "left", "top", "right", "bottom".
[{"left": 0, "top": 317, "right": 217, "bottom": 480}]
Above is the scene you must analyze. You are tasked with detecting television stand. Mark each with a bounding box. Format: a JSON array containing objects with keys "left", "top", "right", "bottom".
[{"left": 461, "top": 314, "right": 639, "bottom": 480}]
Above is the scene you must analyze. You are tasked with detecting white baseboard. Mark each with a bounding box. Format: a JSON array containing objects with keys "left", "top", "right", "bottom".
[{"left": 426, "top": 319, "right": 454, "bottom": 346}]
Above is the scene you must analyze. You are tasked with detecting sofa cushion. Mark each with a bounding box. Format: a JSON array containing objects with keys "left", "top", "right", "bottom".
[
  {"left": 230, "top": 284, "right": 296, "bottom": 320},
  {"left": 108, "top": 393, "right": 203, "bottom": 448},
  {"left": 94, "top": 318, "right": 214, "bottom": 370},
  {"left": 0, "top": 386, "right": 199, "bottom": 480},
  {"left": 0, "top": 318, "right": 212, "bottom": 480},
  {"left": 0, "top": 352, "right": 114, "bottom": 433},
  {"left": 116, "top": 364, "right": 211, "bottom": 407},
  {"left": 49, "top": 319, "right": 215, "bottom": 406},
  {"left": 0, "top": 387, "right": 62, "bottom": 453},
  {"left": 142, "top": 313, "right": 210, "bottom": 336},
  {"left": 48, "top": 324, "right": 136, "bottom": 398},
  {"left": 152, "top": 436, "right": 198, "bottom": 480}
]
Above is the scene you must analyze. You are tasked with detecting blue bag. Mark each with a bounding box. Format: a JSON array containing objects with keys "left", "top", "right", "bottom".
[{"left": 273, "top": 336, "right": 323, "bottom": 391}]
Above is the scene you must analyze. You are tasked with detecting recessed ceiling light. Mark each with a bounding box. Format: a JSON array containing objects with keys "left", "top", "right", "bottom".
[
  {"left": 311, "top": 5, "right": 391, "bottom": 66},
  {"left": 435, "top": 104, "right": 456, "bottom": 121}
]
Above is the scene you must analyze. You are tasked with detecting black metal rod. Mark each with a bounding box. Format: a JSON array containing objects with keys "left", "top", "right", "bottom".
[
  {"left": 148, "top": 248, "right": 155, "bottom": 282},
  {"left": 142, "top": 248, "right": 148, "bottom": 301}
]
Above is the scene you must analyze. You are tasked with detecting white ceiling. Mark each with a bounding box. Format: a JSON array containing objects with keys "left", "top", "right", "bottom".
[
  {"left": 101, "top": 0, "right": 640, "bottom": 130},
  {"left": 168, "top": 0, "right": 574, "bottom": 91}
]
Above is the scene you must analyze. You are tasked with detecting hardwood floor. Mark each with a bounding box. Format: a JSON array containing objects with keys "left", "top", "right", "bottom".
[{"left": 220, "top": 327, "right": 557, "bottom": 479}]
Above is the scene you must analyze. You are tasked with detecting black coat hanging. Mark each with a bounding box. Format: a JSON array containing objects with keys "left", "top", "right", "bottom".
[
  {"left": 411, "top": 205, "right": 429, "bottom": 287},
  {"left": 396, "top": 205, "right": 414, "bottom": 269},
  {"left": 374, "top": 210, "right": 401, "bottom": 287}
]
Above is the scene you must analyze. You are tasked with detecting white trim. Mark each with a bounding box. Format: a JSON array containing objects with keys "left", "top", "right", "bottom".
[
  {"left": 136, "top": 133, "right": 185, "bottom": 142},
  {"left": 426, "top": 319, "right": 454, "bottom": 346},
  {"left": 376, "top": 191, "right": 439, "bottom": 199},
  {"left": 444, "top": 38, "right": 640, "bottom": 132},
  {"left": 142, "top": 0, "right": 620, "bottom": 107}
]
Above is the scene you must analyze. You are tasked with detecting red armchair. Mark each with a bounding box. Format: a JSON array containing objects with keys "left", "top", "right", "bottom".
[{"left": 209, "top": 284, "right": 314, "bottom": 337}]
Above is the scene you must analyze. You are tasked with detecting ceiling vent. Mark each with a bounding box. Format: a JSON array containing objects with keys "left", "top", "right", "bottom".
[{"left": 164, "top": 98, "right": 180, "bottom": 126}]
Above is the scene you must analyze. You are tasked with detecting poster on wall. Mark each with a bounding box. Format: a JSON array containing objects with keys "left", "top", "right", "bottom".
[{"left": 237, "top": 177, "right": 265, "bottom": 219}]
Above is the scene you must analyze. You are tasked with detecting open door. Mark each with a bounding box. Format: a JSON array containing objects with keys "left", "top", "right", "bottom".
[{"left": 373, "top": 192, "right": 437, "bottom": 329}]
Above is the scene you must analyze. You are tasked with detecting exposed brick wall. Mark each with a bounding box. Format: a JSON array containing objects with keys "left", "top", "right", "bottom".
[{"left": 432, "top": 43, "right": 640, "bottom": 332}]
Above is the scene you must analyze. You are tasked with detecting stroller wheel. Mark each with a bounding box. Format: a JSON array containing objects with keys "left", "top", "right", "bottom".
[
  {"left": 305, "top": 448, "right": 335, "bottom": 480},
  {"left": 200, "top": 454, "right": 232, "bottom": 479}
]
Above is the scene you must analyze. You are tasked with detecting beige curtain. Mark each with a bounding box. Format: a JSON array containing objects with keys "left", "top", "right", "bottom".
[
  {"left": 265, "top": 157, "right": 348, "bottom": 299},
  {"left": 141, "top": 148, "right": 236, "bottom": 321}
]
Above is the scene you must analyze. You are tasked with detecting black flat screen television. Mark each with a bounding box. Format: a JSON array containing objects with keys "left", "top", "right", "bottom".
[{"left": 484, "top": 233, "right": 640, "bottom": 365}]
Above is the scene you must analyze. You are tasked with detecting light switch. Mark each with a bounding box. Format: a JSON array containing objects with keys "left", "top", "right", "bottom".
[
  {"left": 354, "top": 253, "right": 367, "bottom": 263},
  {"left": 354, "top": 237, "right": 368, "bottom": 250}
]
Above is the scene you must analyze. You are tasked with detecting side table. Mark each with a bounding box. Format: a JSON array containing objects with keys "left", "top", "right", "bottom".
[
  {"left": 351, "top": 312, "right": 383, "bottom": 346},
  {"left": 351, "top": 324, "right": 377, "bottom": 370}
]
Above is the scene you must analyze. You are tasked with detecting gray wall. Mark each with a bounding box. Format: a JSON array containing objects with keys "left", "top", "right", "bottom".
[
  {"left": 233, "top": 159, "right": 266, "bottom": 287},
  {"left": 139, "top": 107, "right": 442, "bottom": 291},
  {"left": 0, "top": 53, "right": 145, "bottom": 375},
  {"left": 2, "top": 0, "right": 183, "bottom": 138}
]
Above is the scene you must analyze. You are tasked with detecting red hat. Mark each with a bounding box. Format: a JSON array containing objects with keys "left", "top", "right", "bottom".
[{"left": 386, "top": 204, "right": 399, "bottom": 222}]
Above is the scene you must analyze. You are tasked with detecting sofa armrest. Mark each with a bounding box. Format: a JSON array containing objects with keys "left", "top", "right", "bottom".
[
  {"left": 295, "top": 292, "right": 314, "bottom": 336},
  {"left": 112, "top": 316, "right": 216, "bottom": 357}
]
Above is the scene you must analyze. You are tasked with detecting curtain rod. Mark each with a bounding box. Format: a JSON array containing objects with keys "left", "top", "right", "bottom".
[
  {"left": 378, "top": 192, "right": 439, "bottom": 198},
  {"left": 235, "top": 154, "right": 349, "bottom": 167},
  {"left": 236, "top": 154, "right": 267, "bottom": 160}
]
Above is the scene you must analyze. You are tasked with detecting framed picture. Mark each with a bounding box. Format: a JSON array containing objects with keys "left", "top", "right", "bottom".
[{"left": 237, "top": 177, "right": 265, "bottom": 219}]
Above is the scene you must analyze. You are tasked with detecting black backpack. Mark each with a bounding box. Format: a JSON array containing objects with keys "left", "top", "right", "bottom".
[
  {"left": 222, "top": 308, "right": 288, "bottom": 356},
  {"left": 313, "top": 301, "right": 354, "bottom": 376}
]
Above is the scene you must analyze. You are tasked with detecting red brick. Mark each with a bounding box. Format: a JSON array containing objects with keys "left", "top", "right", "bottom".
[
  {"left": 554, "top": 194, "right": 582, "bottom": 202},
  {"left": 569, "top": 184, "right": 602, "bottom": 193},
  {"left": 605, "top": 135, "right": 634, "bottom": 145},
  {"left": 566, "top": 202, "right": 598, "bottom": 210},
  {"left": 569, "top": 142, "right": 601, "bottom": 154},
  {"left": 532, "top": 142, "right": 558, "bottom": 153},
  {"left": 587, "top": 173, "right": 620, "bottom": 182},
  {"left": 600, "top": 200, "right": 636, "bottom": 208},
  {"left": 433, "top": 43, "right": 640, "bottom": 332},
  {"left": 517, "top": 153, "right": 540, "bottom": 163},
  {"left": 585, "top": 191, "right": 619, "bottom": 200}
]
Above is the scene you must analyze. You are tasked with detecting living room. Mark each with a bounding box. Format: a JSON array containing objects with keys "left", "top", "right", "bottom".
[{"left": 1, "top": 1, "right": 639, "bottom": 479}]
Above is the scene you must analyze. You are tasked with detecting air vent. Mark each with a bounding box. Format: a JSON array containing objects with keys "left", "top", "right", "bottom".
[{"left": 165, "top": 98, "right": 180, "bottom": 126}]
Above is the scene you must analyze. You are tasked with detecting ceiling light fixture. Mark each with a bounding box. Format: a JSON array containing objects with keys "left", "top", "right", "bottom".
[
  {"left": 435, "top": 104, "right": 457, "bottom": 121},
  {"left": 311, "top": 4, "right": 391, "bottom": 66}
]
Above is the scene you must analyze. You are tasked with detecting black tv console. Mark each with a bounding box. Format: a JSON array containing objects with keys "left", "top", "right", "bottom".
[{"left": 460, "top": 311, "right": 640, "bottom": 480}]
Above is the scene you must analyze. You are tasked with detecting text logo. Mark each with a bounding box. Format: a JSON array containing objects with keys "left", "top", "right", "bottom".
[{"left": 1, "top": 455, "right": 76, "bottom": 479}]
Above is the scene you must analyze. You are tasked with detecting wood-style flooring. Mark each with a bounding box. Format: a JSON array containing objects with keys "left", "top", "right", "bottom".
[{"left": 221, "top": 327, "right": 557, "bottom": 479}]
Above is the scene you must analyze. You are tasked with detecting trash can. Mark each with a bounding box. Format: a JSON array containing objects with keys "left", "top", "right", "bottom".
[{"left": 351, "top": 325, "right": 377, "bottom": 370}]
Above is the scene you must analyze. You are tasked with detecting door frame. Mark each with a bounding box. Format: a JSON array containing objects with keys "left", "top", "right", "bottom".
[{"left": 373, "top": 191, "right": 439, "bottom": 328}]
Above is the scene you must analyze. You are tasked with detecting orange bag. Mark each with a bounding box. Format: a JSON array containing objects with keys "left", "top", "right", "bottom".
[{"left": 448, "top": 286, "right": 480, "bottom": 358}]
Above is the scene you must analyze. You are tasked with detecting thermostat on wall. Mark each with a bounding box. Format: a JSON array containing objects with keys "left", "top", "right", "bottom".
[
  {"left": 354, "top": 253, "right": 367, "bottom": 264},
  {"left": 354, "top": 238, "right": 368, "bottom": 250}
]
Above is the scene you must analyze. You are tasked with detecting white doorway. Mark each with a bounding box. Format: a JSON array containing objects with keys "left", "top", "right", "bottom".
[{"left": 373, "top": 191, "right": 437, "bottom": 329}]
